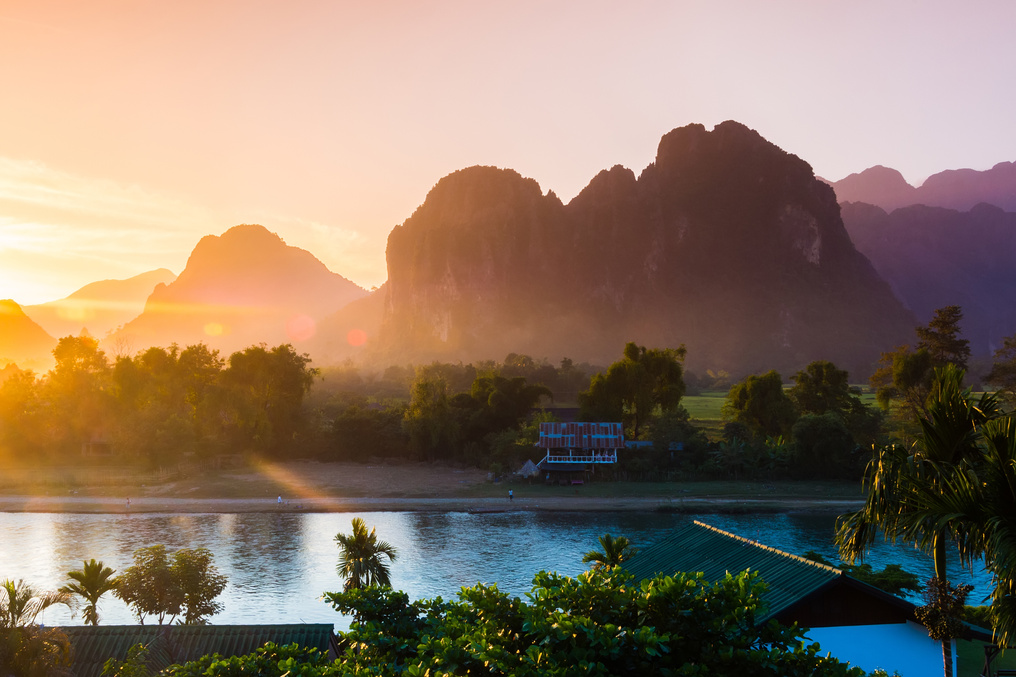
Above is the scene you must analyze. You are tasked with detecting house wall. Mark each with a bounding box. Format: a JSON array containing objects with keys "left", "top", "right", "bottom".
[{"left": 804, "top": 621, "right": 949, "bottom": 676}]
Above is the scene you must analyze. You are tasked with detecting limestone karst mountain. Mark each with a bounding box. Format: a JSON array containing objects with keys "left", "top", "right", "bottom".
[
  {"left": 840, "top": 201, "right": 1016, "bottom": 359},
  {"left": 374, "top": 121, "right": 914, "bottom": 377},
  {"left": 24, "top": 268, "right": 177, "bottom": 339},
  {"left": 111, "top": 224, "right": 367, "bottom": 355},
  {"left": 827, "top": 162, "right": 1016, "bottom": 212},
  {"left": 0, "top": 299, "right": 57, "bottom": 368}
]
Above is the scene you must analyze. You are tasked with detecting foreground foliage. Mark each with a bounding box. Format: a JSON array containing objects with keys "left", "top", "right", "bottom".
[
  {"left": 134, "top": 569, "right": 866, "bottom": 675},
  {"left": 318, "top": 568, "right": 862, "bottom": 677}
]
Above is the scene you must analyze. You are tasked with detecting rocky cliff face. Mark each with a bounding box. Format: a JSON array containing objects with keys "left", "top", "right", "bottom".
[
  {"left": 377, "top": 121, "right": 913, "bottom": 376},
  {"left": 114, "top": 224, "right": 366, "bottom": 355},
  {"left": 841, "top": 201, "right": 1016, "bottom": 358}
]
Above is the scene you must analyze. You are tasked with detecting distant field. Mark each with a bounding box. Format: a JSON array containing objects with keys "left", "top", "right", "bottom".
[{"left": 682, "top": 390, "right": 727, "bottom": 420}]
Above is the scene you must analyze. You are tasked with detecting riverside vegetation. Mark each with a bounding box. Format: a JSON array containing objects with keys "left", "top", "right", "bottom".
[{"left": 5, "top": 305, "right": 1016, "bottom": 488}]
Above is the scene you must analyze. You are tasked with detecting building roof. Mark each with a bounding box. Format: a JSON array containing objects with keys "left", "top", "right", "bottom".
[
  {"left": 62, "top": 624, "right": 337, "bottom": 677},
  {"left": 538, "top": 422, "right": 624, "bottom": 449},
  {"left": 625, "top": 520, "right": 850, "bottom": 620},
  {"left": 624, "top": 520, "right": 999, "bottom": 643}
]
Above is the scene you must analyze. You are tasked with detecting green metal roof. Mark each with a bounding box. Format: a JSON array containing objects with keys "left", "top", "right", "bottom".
[
  {"left": 624, "top": 520, "right": 843, "bottom": 620},
  {"left": 62, "top": 623, "right": 336, "bottom": 677}
]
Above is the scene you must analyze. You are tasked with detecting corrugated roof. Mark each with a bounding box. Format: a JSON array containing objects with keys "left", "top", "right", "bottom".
[
  {"left": 624, "top": 520, "right": 842, "bottom": 620},
  {"left": 538, "top": 422, "right": 624, "bottom": 449},
  {"left": 62, "top": 624, "right": 336, "bottom": 677}
]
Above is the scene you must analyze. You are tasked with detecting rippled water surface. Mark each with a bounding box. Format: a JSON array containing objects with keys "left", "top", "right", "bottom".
[{"left": 0, "top": 510, "right": 992, "bottom": 628}]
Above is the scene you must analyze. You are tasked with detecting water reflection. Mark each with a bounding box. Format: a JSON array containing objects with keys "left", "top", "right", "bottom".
[{"left": 0, "top": 510, "right": 992, "bottom": 629}]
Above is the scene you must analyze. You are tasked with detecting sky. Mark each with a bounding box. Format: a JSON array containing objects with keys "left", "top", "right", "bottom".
[{"left": 1, "top": 0, "right": 1014, "bottom": 305}]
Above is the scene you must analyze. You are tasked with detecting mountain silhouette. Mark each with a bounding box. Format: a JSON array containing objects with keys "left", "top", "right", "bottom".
[
  {"left": 841, "top": 201, "right": 1016, "bottom": 359},
  {"left": 112, "top": 224, "right": 366, "bottom": 355},
  {"left": 0, "top": 299, "right": 57, "bottom": 368},
  {"left": 24, "top": 268, "right": 177, "bottom": 339},
  {"left": 828, "top": 162, "right": 1016, "bottom": 212},
  {"left": 373, "top": 121, "right": 913, "bottom": 376}
]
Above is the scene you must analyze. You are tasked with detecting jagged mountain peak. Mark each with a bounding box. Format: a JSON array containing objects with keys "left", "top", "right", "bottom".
[
  {"left": 114, "top": 224, "right": 367, "bottom": 354},
  {"left": 375, "top": 121, "right": 913, "bottom": 376}
]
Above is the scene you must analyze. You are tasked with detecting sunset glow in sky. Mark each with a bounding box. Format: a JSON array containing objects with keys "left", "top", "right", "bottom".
[{"left": 2, "top": 0, "right": 1014, "bottom": 305}]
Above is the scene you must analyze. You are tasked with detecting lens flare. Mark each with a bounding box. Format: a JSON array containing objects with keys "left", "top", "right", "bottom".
[
  {"left": 286, "top": 314, "right": 316, "bottom": 342},
  {"left": 347, "top": 328, "right": 367, "bottom": 346}
]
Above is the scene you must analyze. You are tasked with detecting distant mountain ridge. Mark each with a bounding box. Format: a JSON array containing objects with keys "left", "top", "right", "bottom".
[
  {"left": 24, "top": 269, "right": 177, "bottom": 339},
  {"left": 374, "top": 121, "right": 914, "bottom": 376},
  {"left": 827, "top": 161, "right": 1016, "bottom": 212},
  {"left": 841, "top": 201, "right": 1016, "bottom": 358},
  {"left": 112, "top": 224, "right": 367, "bottom": 355}
]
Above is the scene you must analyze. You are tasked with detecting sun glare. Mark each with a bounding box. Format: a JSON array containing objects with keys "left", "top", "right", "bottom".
[{"left": 204, "top": 322, "right": 227, "bottom": 336}]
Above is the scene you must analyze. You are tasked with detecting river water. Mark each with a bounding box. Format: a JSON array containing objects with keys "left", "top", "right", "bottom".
[{"left": 0, "top": 510, "right": 993, "bottom": 629}]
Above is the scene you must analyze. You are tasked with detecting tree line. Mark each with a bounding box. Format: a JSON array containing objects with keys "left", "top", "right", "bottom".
[
  {"left": 0, "top": 336, "right": 317, "bottom": 465},
  {"left": 6, "top": 304, "right": 1016, "bottom": 486}
]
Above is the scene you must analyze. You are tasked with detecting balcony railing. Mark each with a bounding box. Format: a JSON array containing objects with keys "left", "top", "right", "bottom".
[{"left": 542, "top": 453, "right": 617, "bottom": 464}]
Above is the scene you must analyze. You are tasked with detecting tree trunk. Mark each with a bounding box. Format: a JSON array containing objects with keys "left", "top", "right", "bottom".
[{"left": 934, "top": 534, "right": 953, "bottom": 677}]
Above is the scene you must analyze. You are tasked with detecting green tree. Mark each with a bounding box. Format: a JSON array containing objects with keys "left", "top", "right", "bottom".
[
  {"left": 219, "top": 344, "right": 318, "bottom": 454},
  {"left": 321, "top": 567, "right": 863, "bottom": 676},
  {"left": 579, "top": 342, "right": 686, "bottom": 440},
  {"left": 172, "top": 548, "right": 227, "bottom": 625},
  {"left": 789, "top": 360, "right": 883, "bottom": 450},
  {"left": 0, "top": 579, "right": 72, "bottom": 628},
  {"left": 0, "top": 626, "right": 73, "bottom": 677},
  {"left": 916, "top": 305, "right": 970, "bottom": 371},
  {"left": 789, "top": 360, "right": 855, "bottom": 416},
  {"left": 871, "top": 306, "right": 971, "bottom": 426},
  {"left": 723, "top": 370, "right": 798, "bottom": 441},
  {"left": 115, "top": 545, "right": 182, "bottom": 625},
  {"left": 334, "top": 517, "right": 398, "bottom": 591},
  {"left": 110, "top": 343, "right": 225, "bottom": 463},
  {"left": 0, "top": 367, "right": 43, "bottom": 460},
  {"left": 0, "top": 579, "right": 74, "bottom": 677},
  {"left": 896, "top": 415, "right": 1016, "bottom": 648},
  {"left": 60, "top": 559, "right": 117, "bottom": 626},
  {"left": 985, "top": 332, "right": 1016, "bottom": 408},
  {"left": 837, "top": 364, "right": 1001, "bottom": 676},
  {"left": 114, "top": 545, "right": 226, "bottom": 625},
  {"left": 402, "top": 370, "right": 458, "bottom": 461},
  {"left": 42, "top": 334, "right": 113, "bottom": 456},
  {"left": 790, "top": 413, "right": 858, "bottom": 480},
  {"left": 582, "top": 533, "right": 637, "bottom": 570}
]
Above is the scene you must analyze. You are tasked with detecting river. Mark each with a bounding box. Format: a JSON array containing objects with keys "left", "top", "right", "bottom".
[{"left": 0, "top": 510, "right": 993, "bottom": 629}]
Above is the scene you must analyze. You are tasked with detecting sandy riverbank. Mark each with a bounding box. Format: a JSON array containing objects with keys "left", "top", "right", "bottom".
[{"left": 0, "top": 494, "right": 864, "bottom": 514}]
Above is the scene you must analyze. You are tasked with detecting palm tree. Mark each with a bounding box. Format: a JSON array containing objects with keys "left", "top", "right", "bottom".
[
  {"left": 836, "top": 364, "right": 1000, "bottom": 677},
  {"left": 902, "top": 415, "right": 1016, "bottom": 648},
  {"left": 60, "top": 559, "right": 117, "bottom": 626},
  {"left": 0, "top": 579, "right": 73, "bottom": 628},
  {"left": 582, "top": 533, "right": 637, "bottom": 570},
  {"left": 334, "top": 518, "right": 398, "bottom": 590}
]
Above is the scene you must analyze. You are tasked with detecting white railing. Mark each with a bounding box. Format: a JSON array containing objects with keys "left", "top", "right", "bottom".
[{"left": 542, "top": 453, "right": 617, "bottom": 464}]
